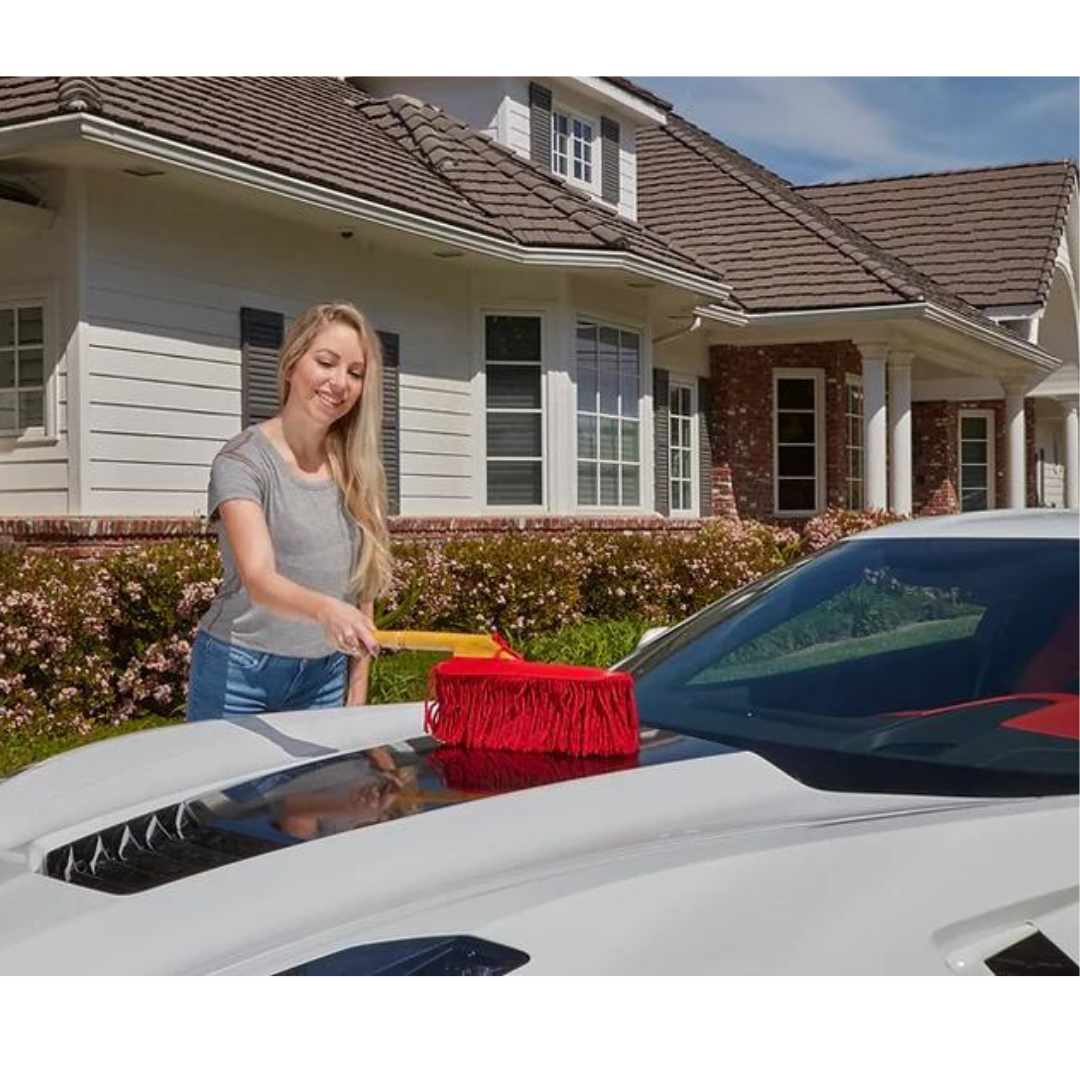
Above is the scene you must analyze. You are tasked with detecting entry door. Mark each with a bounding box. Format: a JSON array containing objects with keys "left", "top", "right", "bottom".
[{"left": 958, "top": 410, "right": 995, "bottom": 511}]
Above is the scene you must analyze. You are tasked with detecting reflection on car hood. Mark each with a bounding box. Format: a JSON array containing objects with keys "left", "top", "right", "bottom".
[{"left": 0, "top": 703, "right": 1074, "bottom": 973}]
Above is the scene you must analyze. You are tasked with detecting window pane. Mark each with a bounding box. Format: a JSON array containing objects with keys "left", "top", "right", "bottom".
[
  {"left": 777, "top": 412, "right": 815, "bottom": 444},
  {"left": 599, "top": 416, "right": 618, "bottom": 460},
  {"left": 681, "top": 450, "right": 692, "bottom": 482},
  {"left": 0, "top": 391, "right": 14, "bottom": 429},
  {"left": 18, "top": 307, "right": 43, "bottom": 345},
  {"left": 19, "top": 390, "right": 43, "bottom": 428},
  {"left": 621, "top": 465, "right": 640, "bottom": 505},
  {"left": 671, "top": 450, "right": 682, "bottom": 479},
  {"left": 680, "top": 418, "right": 691, "bottom": 447},
  {"left": 671, "top": 479, "right": 684, "bottom": 511},
  {"left": 961, "top": 465, "right": 989, "bottom": 490},
  {"left": 578, "top": 462, "right": 597, "bottom": 505},
  {"left": 488, "top": 461, "right": 542, "bottom": 505},
  {"left": 600, "top": 367, "right": 619, "bottom": 416},
  {"left": 486, "top": 364, "right": 540, "bottom": 409},
  {"left": 778, "top": 446, "right": 816, "bottom": 477},
  {"left": 576, "top": 322, "right": 597, "bottom": 358},
  {"left": 619, "top": 331, "right": 640, "bottom": 362},
  {"left": 0, "top": 351, "right": 13, "bottom": 390},
  {"left": 577, "top": 365, "right": 597, "bottom": 411},
  {"left": 487, "top": 412, "right": 541, "bottom": 457},
  {"left": 669, "top": 416, "right": 678, "bottom": 446},
  {"left": 619, "top": 373, "right": 639, "bottom": 417},
  {"left": 961, "top": 440, "right": 988, "bottom": 464},
  {"left": 961, "top": 488, "right": 989, "bottom": 512},
  {"left": 486, "top": 316, "right": 540, "bottom": 363},
  {"left": 778, "top": 479, "right": 816, "bottom": 512},
  {"left": 777, "top": 379, "right": 815, "bottom": 410},
  {"left": 0, "top": 311, "right": 13, "bottom": 349},
  {"left": 577, "top": 414, "right": 597, "bottom": 459},
  {"left": 599, "top": 463, "right": 619, "bottom": 506},
  {"left": 621, "top": 419, "right": 639, "bottom": 463},
  {"left": 960, "top": 416, "right": 988, "bottom": 440}
]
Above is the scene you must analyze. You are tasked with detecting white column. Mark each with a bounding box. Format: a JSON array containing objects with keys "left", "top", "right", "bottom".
[
  {"left": 888, "top": 352, "right": 913, "bottom": 516},
  {"left": 1002, "top": 378, "right": 1028, "bottom": 509},
  {"left": 860, "top": 347, "right": 888, "bottom": 511},
  {"left": 1065, "top": 398, "right": 1079, "bottom": 510}
]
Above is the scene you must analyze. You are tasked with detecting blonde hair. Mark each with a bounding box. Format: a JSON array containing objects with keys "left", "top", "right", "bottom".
[{"left": 277, "top": 302, "right": 393, "bottom": 602}]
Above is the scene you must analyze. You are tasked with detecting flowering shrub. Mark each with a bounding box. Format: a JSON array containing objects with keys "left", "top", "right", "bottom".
[
  {"left": 799, "top": 507, "right": 903, "bottom": 553},
  {"left": 0, "top": 509, "right": 889, "bottom": 742}
]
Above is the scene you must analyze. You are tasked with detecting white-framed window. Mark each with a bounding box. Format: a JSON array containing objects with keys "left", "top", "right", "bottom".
[
  {"left": 669, "top": 378, "right": 696, "bottom": 514},
  {"left": 485, "top": 313, "right": 544, "bottom": 507},
  {"left": 576, "top": 320, "right": 641, "bottom": 508},
  {"left": 0, "top": 301, "right": 46, "bottom": 436},
  {"left": 552, "top": 108, "right": 595, "bottom": 186},
  {"left": 774, "top": 369, "right": 825, "bottom": 515},
  {"left": 845, "top": 375, "right": 865, "bottom": 510},
  {"left": 958, "top": 409, "right": 996, "bottom": 512}
]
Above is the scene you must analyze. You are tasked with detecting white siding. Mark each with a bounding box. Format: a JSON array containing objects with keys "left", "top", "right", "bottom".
[
  {"left": 83, "top": 170, "right": 477, "bottom": 517},
  {"left": 503, "top": 82, "right": 532, "bottom": 160},
  {"left": 0, "top": 169, "right": 72, "bottom": 515}
]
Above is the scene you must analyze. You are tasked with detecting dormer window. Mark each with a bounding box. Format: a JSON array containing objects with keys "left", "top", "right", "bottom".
[{"left": 552, "top": 110, "right": 595, "bottom": 185}]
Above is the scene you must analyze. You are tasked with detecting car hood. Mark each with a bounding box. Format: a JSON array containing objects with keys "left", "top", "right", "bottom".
[{"left": 0, "top": 704, "right": 1075, "bottom": 973}]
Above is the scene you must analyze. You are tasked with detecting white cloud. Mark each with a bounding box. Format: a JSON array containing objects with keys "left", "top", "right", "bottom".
[{"left": 669, "top": 77, "right": 972, "bottom": 179}]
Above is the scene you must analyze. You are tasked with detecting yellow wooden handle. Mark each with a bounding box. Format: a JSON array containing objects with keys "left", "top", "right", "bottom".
[{"left": 372, "top": 629, "right": 513, "bottom": 659}]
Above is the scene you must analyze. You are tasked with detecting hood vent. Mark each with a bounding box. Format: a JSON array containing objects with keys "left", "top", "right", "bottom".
[
  {"left": 43, "top": 801, "right": 283, "bottom": 895},
  {"left": 985, "top": 932, "right": 1078, "bottom": 976}
]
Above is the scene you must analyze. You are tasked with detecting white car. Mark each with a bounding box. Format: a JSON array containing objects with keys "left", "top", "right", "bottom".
[{"left": 0, "top": 510, "right": 1076, "bottom": 974}]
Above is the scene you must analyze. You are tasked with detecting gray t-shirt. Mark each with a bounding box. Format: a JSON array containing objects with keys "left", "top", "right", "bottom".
[{"left": 199, "top": 426, "right": 360, "bottom": 657}]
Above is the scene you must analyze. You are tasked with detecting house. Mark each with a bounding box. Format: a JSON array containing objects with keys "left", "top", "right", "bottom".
[{"left": 0, "top": 76, "right": 1075, "bottom": 550}]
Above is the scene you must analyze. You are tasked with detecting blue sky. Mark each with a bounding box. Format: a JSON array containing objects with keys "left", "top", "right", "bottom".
[{"left": 632, "top": 77, "right": 1079, "bottom": 186}]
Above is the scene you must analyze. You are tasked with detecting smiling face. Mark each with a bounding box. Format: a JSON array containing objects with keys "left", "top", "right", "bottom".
[{"left": 283, "top": 320, "right": 367, "bottom": 428}]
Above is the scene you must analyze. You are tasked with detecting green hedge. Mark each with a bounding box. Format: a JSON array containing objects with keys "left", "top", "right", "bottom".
[{"left": 0, "top": 508, "right": 896, "bottom": 744}]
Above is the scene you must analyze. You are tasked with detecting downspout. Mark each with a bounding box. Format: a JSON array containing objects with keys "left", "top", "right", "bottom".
[{"left": 652, "top": 314, "right": 702, "bottom": 347}]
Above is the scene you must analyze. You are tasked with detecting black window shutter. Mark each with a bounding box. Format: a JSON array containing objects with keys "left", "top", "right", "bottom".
[
  {"left": 698, "top": 376, "right": 713, "bottom": 517},
  {"left": 653, "top": 368, "right": 670, "bottom": 517},
  {"left": 601, "top": 117, "right": 620, "bottom": 205},
  {"left": 529, "top": 82, "right": 553, "bottom": 170},
  {"left": 378, "top": 330, "right": 401, "bottom": 516},
  {"left": 240, "top": 307, "right": 284, "bottom": 427}
]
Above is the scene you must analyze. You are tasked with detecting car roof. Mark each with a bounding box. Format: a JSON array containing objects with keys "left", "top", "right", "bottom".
[{"left": 845, "top": 509, "right": 1079, "bottom": 543}]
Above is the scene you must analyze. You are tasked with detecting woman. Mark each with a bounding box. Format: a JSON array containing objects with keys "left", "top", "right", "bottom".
[{"left": 185, "top": 301, "right": 393, "bottom": 721}]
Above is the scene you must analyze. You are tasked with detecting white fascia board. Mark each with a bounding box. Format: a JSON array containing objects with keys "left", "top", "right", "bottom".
[
  {"left": 694, "top": 303, "right": 749, "bottom": 328},
  {"left": 922, "top": 302, "right": 1059, "bottom": 373},
  {"left": 703, "top": 299, "right": 1059, "bottom": 374},
  {"left": 559, "top": 78, "right": 667, "bottom": 126},
  {"left": 28, "top": 115, "right": 728, "bottom": 301}
]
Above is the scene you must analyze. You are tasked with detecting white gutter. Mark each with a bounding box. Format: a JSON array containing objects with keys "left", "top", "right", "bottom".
[
  {"left": 652, "top": 315, "right": 702, "bottom": 346},
  {"left": 922, "top": 302, "right": 1059, "bottom": 373},
  {"left": 0, "top": 114, "right": 730, "bottom": 302}
]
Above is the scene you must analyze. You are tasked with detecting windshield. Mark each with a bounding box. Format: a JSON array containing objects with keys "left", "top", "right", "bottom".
[{"left": 628, "top": 538, "right": 1078, "bottom": 797}]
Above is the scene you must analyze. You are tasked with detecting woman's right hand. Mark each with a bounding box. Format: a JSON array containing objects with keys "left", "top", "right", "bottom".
[{"left": 317, "top": 597, "right": 380, "bottom": 657}]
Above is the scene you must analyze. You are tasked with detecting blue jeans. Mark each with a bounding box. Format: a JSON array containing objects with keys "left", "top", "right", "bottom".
[{"left": 185, "top": 630, "right": 348, "bottom": 721}]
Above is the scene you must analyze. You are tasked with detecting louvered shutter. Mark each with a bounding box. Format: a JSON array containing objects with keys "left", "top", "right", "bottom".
[
  {"left": 653, "top": 368, "right": 670, "bottom": 516},
  {"left": 601, "top": 117, "right": 620, "bottom": 205},
  {"left": 378, "top": 330, "right": 400, "bottom": 516},
  {"left": 529, "top": 82, "right": 553, "bottom": 170},
  {"left": 698, "top": 376, "right": 714, "bottom": 517},
  {"left": 240, "top": 308, "right": 284, "bottom": 426}
]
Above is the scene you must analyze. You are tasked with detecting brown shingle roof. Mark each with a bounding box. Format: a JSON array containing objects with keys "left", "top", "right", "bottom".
[
  {"left": 638, "top": 113, "right": 1005, "bottom": 321},
  {"left": 0, "top": 76, "right": 724, "bottom": 289},
  {"left": 796, "top": 161, "right": 1078, "bottom": 308}
]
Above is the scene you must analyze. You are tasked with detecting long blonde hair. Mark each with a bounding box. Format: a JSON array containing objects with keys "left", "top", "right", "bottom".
[{"left": 277, "top": 302, "right": 393, "bottom": 602}]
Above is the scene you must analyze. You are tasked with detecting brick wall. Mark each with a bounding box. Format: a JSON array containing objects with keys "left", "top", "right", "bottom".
[{"left": 709, "top": 341, "right": 862, "bottom": 521}]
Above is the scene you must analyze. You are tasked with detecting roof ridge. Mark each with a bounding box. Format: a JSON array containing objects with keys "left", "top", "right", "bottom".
[
  {"left": 664, "top": 113, "right": 929, "bottom": 304},
  {"left": 1034, "top": 160, "right": 1078, "bottom": 304},
  {"left": 662, "top": 111, "right": 1019, "bottom": 328},
  {"left": 797, "top": 158, "right": 1079, "bottom": 190},
  {"left": 373, "top": 95, "right": 729, "bottom": 282}
]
